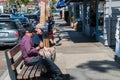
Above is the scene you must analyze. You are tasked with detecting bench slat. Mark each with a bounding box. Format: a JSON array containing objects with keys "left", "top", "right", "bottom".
[
  {"left": 8, "top": 44, "right": 20, "bottom": 59},
  {"left": 23, "top": 66, "right": 34, "bottom": 79},
  {"left": 11, "top": 56, "right": 23, "bottom": 70},
  {"left": 17, "top": 65, "right": 29, "bottom": 79},
  {"left": 35, "top": 64, "right": 42, "bottom": 77},
  {"left": 7, "top": 43, "right": 44, "bottom": 80},
  {"left": 29, "top": 64, "right": 39, "bottom": 78}
]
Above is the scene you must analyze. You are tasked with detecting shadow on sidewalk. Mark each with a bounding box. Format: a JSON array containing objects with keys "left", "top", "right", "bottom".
[
  {"left": 60, "top": 30, "right": 97, "bottom": 43},
  {"left": 55, "top": 22, "right": 97, "bottom": 43},
  {"left": 77, "top": 60, "right": 120, "bottom": 72}
]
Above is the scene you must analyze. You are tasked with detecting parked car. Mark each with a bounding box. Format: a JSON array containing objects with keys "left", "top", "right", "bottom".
[
  {"left": 0, "top": 18, "right": 25, "bottom": 46},
  {"left": 33, "top": 10, "right": 40, "bottom": 18},
  {"left": 24, "top": 14, "right": 39, "bottom": 24},
  {"left": 13, "top": 17, "right": 30, "bottom": 28},
  {"left": 0, "top": 13, "right": 30, "bottom": 28},
  {"left": 12, "top": 13, "right": 30, "bottom": 28},
  {"left": 0, "top": 13, "right": 15, "bottom": 18}
]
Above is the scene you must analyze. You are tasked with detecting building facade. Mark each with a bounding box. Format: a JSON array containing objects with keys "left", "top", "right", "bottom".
[
  {"left": 103, "top": 0, "right": 120, "bottom": 46},
  {"left": 65, "top": 0, "right": 120, "bottom": 47}
]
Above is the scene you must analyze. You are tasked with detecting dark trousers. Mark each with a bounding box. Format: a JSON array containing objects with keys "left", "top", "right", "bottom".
[{"left": 27, "top": 57, "right": 62, "bottom": 76}]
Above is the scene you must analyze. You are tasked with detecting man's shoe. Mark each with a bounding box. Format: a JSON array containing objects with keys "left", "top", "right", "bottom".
[
  {"left": 55, "top": 43, "right": 61, "bottom": 46},
  {"left": 114, "top": 55, "right": 118, "bottom": 62},
  {"left": 114, "top": 55, "right": 120, "bottom": 63},
  {"left": 54, "top": 74, "right": 70, "bottom": 80},
  {"left": 61, "top": 74, "right": 70, "bottom": 80},
  {"left": 53, "top": 76, "right": 63, "bottom": 80}
]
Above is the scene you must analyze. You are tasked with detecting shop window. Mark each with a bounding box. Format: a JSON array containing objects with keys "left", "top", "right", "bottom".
[
  {"left": 98, "top": 1, "right": 104, "bottom": 35},
  {"left": 98, "top": 11, "right": 104, "bottom": 35},
  {"left": 74, "top": 4, "right": 80, "bottom": 19}
]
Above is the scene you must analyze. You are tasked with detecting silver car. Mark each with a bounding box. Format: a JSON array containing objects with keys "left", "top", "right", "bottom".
[{"left": 0, "top": 18, "right": 25, "bottom": 46}]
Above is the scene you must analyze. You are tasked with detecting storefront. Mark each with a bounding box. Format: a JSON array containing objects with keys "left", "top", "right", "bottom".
[
  {"left": 72, "top": 2, "right": 83, "bottom": 31},
  {"left": 83, "top": 0, "right": 91, "bottom": 36},
  {"left": 97, "top": 0, "right": 105, "bottom": 44},
  {"left": 70, "top": 0, "right": 104, "bottom": 44},
  {"left": 65, "top": 0, "right": 84, "bottom": 31},
  {"left": 65, "top": 0, "right": 120, "bottom": 47}
]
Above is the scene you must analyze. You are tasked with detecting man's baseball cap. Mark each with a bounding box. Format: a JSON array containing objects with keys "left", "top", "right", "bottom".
[
  {"left": 40, "top": 28, "right": 45, "bottom": 32},
  {"left": 25, "top": 27, "right": 36, "bottom": 33},
  {"left": 36, "top": 23, "right": 46, "bottom": 32}
]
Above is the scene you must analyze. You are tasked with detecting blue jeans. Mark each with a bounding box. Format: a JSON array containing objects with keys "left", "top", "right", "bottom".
[{"left": 26, "top": 57, "right": 62, "bottom": 76}]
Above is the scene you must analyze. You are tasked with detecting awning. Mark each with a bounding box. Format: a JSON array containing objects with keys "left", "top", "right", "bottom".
[
  {"left": 56, "top": 0, "right": 69, "bottom": 9},
  {"left": 65, "top": 0, "right": 104, "bottom": 2}
]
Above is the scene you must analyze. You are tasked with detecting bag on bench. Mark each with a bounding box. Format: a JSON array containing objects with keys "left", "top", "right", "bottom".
[{"left": 39, "top": 47, "right": 56, "bottom": 60}]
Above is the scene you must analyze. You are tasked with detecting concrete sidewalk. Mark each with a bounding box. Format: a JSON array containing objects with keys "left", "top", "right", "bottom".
[
  {"left": 1, "top": 15, "right": 120, "bottom": 80},
  {"left": 54, "top": 16, "right": 120, "bottom": 80}
]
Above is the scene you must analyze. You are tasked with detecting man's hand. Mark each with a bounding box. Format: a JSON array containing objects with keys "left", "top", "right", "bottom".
[
  {"left": 39, "top": 42, "right": 44, "bottom": 49},
  {"left": 36, "top": 46, "right": 40, "bottom": 51}
]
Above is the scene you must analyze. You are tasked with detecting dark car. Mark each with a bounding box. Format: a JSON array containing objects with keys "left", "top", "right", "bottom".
[
  {"left": 24, "top": 14, "right": 39, "bottom": 24},
  {"left": 0, "top": 18, "right": 25, "bottom": 46},
  {"left": 0, "top": 13, "right": 30, "bottom": 28},
  {"left": 34, "top": 10, "right": 40, "bottom": 18},
  {"left": 12, "top": 14, "right": 30, "bottom": 28},
  {"left": 0, "top": 13, "right": 15, "bottom": 18}
]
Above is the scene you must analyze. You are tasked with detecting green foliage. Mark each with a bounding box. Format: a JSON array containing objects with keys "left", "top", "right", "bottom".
[
  {"left": 27, "top": 1, "right": 35, "bottom": 5},
  {"left": 52, "top": 0, "right": 56, "bottom": 5},
  {"left": 6, "top": 0, "right": 30, "bottom": 7},
  {"left": 21, "top": 0, "right": 29, "bottom": 5},
  {"left": 6, "top": 0, "right": 15, "bottom": 6},
  {"left": 51, "top": 0, "right": 57, "bottom": 13}
]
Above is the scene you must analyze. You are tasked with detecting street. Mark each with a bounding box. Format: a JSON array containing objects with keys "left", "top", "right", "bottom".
[{"left": 0, "top": 46, "right": 13, "bottom": 77}]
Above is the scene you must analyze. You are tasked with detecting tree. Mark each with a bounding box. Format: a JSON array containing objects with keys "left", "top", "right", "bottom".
[
  {"left": 51, "top": 0, "right": 57, "bottom": 13},
  {"left": 21, "top": 0, "right": 29, "bottom": 5},
  {"left": 6, "top": 0, "right": 29, "bottom": 8}
]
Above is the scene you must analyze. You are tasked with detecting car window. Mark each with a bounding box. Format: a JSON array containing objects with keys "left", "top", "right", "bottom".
[
  {"left": 24, "top": 15, "right": 37, "bottom": 19},
  {"left": 16, "top": 21, "right": 24, "bottom": 29},
  {"left": 0, "top": 15, "right": 10, "bottom": 18},
  {"left": 0, "top": 14, "right": 15, "bottom": 18},
  {"left": 18, "top": 17, "right": 27, "bottom": 23},
  {"left": 0, "top": 21, "right": 17, "bottom": 29}
]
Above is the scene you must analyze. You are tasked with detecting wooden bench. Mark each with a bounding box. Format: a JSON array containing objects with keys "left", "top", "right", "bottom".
[{"left": 5, "top": 44, "right": 46, "bottom": 80}]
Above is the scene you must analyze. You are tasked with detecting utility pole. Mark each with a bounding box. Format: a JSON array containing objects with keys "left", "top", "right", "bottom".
[
  {"left": 40, "top": 0, "right": 46, "bottom": 24},
  {"left": 40, "top": 0, "right": 50, "bottom": 47}
]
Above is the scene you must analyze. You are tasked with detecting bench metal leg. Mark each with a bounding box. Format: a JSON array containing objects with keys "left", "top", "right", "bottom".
[{"left": 5, "top": 49, "right": 17, "bottom": 80}]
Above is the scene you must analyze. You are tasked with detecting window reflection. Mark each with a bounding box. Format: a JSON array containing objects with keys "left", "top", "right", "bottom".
[{"left": 98, "top": 1, "right": 104, "bottom": 35}]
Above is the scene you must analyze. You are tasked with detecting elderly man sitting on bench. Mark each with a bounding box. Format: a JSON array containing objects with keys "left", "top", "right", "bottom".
[{"left": 20, "top": 27, "right": 63, "bottom": 80}]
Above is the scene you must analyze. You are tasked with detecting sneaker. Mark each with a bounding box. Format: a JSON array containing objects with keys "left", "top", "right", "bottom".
[
  {"left": 55, "top": 43, "right": 61, "bottom": 46},
  {"left": 114, "top": 55, "right": 120, "bottom": 63},
  {"left": 53, "top": 74, "right": 70, "bottom": 80},
  {"left": 53, "top": 75, "right": 63, "bottom": 80},
  {"left": 61, "top": 74, "right": 70, "bottom": 80}
]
